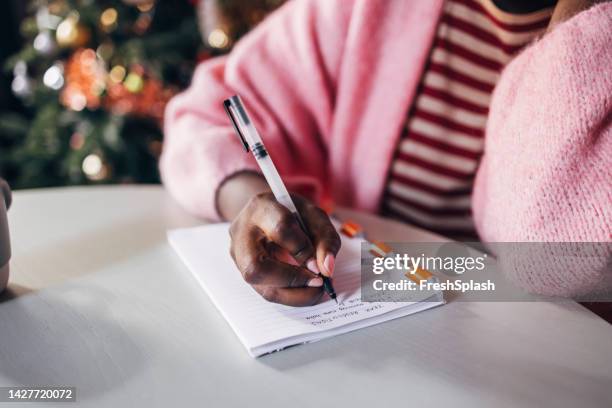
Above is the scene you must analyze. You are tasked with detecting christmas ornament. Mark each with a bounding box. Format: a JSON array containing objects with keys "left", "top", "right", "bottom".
[{"left": 60, "top": 49, "right": 106, "bottom": 111}]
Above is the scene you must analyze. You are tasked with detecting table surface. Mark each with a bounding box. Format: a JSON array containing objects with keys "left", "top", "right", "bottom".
[{"left": 1, "top": 186, "right": 611, "bottom": 408}]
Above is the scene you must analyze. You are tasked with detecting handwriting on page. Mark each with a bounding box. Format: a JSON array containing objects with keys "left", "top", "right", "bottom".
[
  {"left": 305, "top": 298, "right": 385, "bottom": 326},
  {"left": 263, "top": 259, "right": 399, "bottom": 330}
]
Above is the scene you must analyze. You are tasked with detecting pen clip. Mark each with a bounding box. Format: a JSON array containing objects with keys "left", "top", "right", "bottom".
[{"left": 223, "top": 99, "right": 249, "bottom": 152}]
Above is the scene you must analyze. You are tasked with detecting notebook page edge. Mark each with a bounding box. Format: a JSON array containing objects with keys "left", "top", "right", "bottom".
[{"left": 252, "top": 297, "right": 445, "bottom": 357}]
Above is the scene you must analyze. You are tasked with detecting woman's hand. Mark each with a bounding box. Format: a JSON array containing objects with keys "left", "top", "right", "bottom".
[{"left": 228, "top": 192, "right": 340, "bottom": 306}]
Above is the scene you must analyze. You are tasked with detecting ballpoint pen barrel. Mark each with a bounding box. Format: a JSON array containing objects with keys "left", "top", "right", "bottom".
[{"left": 257, "top": 154, "right": 299, "bottom": 214}]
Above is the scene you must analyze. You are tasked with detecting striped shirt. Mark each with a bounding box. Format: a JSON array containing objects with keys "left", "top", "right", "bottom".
[{"left": 381, "top": 0, "right": 553, "bottom": 239}]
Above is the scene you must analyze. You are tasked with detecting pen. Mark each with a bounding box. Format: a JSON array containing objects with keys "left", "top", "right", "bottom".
[{"left": 223, "top": 94, "right": 338, "bottom": 304}]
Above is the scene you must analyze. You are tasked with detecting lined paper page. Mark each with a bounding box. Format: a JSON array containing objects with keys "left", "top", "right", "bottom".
[{"left": 168, "top": 223, "right": 442, "bottom": 356}]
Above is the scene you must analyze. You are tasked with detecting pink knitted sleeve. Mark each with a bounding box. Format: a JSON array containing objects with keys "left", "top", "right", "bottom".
[
  {"left": 472, "top": 3, "right": 612, "bottom": 297},
  {"left": 160, "top": 0, "right": 352, "bottom": 220}
]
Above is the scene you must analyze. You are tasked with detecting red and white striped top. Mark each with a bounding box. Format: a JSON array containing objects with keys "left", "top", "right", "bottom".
[{"left": 381, "top": 0, "right": 552, "bottom": 239}]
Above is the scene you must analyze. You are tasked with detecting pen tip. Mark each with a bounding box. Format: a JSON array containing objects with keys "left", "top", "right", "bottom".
[{"left": 334, "top": 298, "right": 338, "bottom": 304}]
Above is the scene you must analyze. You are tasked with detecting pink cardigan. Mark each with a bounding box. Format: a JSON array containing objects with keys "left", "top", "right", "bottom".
[{"left": 161, "top": 0, "right": 612, "bottom": 297}]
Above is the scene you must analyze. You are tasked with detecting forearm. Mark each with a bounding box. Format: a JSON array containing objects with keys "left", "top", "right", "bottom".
[{"left": 217, "top": 172, "right": 271, "bottom": 221}]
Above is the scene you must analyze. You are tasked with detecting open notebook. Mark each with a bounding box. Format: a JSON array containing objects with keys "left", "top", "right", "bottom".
[{"left": 168, "top": 223, "right": 444, "bottom": 357}]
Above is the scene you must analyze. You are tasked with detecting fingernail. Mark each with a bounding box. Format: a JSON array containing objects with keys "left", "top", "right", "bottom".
[
  {"left": 323, "top": 254, "right": 335, "bottom": 277},
  {"left": 308, "top": 277, "right": 323, "bottom": 287},
  {"left": 306, "top": 258, "right": 321, "bottom": 274}
]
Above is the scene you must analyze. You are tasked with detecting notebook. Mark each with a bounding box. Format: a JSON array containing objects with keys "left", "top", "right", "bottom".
[{"left": 168, "top": 223, "right": 444, "bottom": 357}]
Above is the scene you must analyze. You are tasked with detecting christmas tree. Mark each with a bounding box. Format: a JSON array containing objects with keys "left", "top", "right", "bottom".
[{"left": 0, "top": 0, "right": 285, "bottom": 188}]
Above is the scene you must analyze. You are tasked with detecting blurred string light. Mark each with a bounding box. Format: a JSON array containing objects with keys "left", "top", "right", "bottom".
[
  {"left": 56, "top": 12, "right": 90, "bottom": 48},
  {"left": 56, "top": 13, "right": 79, "bottom": 45},
  {"left": 11, "top": 61, "right": 32, "bottom": 98},
  {"left": 13, "top": 61, "right": 27, "bottom": 77},
  {"left": 124, "top": 71, "right": 144, "bottom": 93},
  {"left": 66, "top": 92, "right": 87, "bottom": 111},
  {"left": 82, "top": 153, "right": 108, "bottom": 181},
  {"left": 208, "top": 28, "right": 229, "bottom": 49},
  {"left": 82, "top": 154, "right": 101, "bottom": 176},
  {"left": 11, "top": 76, "right": 32, "bottom": 98},
  {"left": 137, "top": 2, "right": 155, "bottom": 13},
  {"left": 109, "top": 65, "right": 126, "bottom": 83},
  {"left": 43, "top": 63, "right": 64, "bottom": 90},
  {"left": 33, "top": 30, "right": 56, "bottom": 55},
  {"left": 100, "top": 8, "right": 118, "bottom": 32}
]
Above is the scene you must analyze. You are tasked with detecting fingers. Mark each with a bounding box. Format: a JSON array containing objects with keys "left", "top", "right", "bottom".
[
  {"left": 250, "top": 195, "right": 316, "bottom": 266},
  {"left": 244, "top": 258, "right": 323, "bottom": 288},
  {"left": 253, "top": 285, "right": 324, "bottom": 307},
  {"left": 228, "top": 192, "right": 337, "bottom": 307},
  {"left": 296, "top": 199, "right": 341, "bottom": 277},
  {"left": 230, "top": 227, "right": 321, "bottom": 288}
]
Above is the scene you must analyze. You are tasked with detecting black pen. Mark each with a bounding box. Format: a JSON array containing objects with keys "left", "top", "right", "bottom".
[{"left": 223, "top": 95, "right": 337, "bottom": 303}]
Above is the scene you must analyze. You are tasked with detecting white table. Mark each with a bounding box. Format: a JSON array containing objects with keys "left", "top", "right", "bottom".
[{"left": 1, "top": 186, "right": 610, "bottom": 408}]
